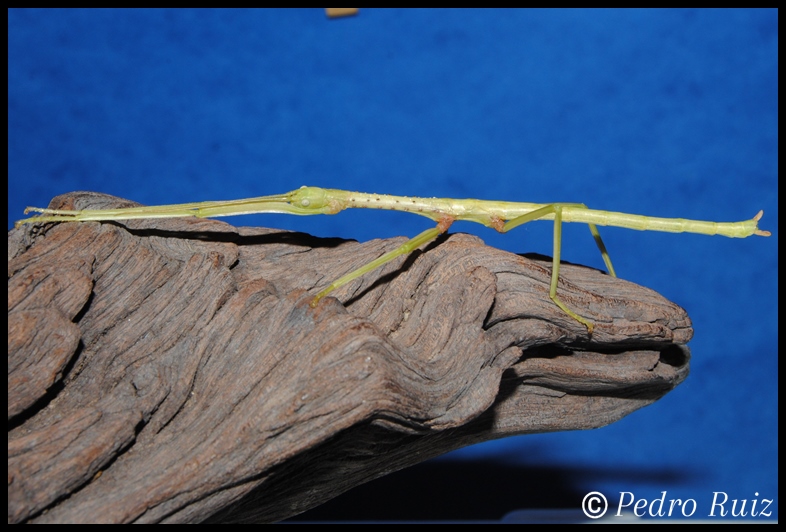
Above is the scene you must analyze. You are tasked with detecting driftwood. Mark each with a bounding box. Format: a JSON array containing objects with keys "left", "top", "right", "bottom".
[{"left": 8, "top": 192, "right": 692, "bottom": 523}]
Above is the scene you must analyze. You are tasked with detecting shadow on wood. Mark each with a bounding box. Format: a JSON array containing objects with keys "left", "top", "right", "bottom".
[{"left": 8, "top": 192, "right": 691, "bottom": 523}]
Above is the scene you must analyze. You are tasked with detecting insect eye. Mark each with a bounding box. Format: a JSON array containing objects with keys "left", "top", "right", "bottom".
[{"left": 301, "top": 199, "right": 310, "bottom": 207}]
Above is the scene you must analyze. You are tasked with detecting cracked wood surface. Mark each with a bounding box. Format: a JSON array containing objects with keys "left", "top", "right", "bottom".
[{"left": 8, "top": 192, "right": 692, "bottom": 523}]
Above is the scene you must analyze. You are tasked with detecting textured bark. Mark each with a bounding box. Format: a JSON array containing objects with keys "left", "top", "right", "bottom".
[{"left": 8, "top": 192, "right": 692, "bottom": 523}]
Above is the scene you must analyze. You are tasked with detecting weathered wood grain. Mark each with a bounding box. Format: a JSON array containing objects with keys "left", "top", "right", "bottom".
[{"left": 8, "top": 192, "right": 691, "bottom": 523}]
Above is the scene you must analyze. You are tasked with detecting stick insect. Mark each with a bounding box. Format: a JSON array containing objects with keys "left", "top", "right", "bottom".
[{"left": 16, "top": 186, "right": 770, "bottom": 334}]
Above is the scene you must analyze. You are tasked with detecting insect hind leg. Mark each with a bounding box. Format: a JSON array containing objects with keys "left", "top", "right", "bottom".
[{"left": 501, "top": 203, "right": 617, "bottom": 335}]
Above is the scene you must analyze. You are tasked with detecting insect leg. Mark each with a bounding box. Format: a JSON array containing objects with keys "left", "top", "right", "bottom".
[
  {"left": 310, "top": 223, "right": 448, "bottom": 307},
  {"left": 501, "top": 204, "right": 602, "bottom": 334}
]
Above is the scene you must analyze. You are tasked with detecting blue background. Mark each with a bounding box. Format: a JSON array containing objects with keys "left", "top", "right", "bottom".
[{"left": 8, "top": 9, "right": 777, "bottom": 521}]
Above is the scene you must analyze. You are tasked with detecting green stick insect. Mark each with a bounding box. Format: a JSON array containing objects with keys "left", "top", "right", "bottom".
[{"left": 16, "top": 186, "right": 771, "bottom": 334}]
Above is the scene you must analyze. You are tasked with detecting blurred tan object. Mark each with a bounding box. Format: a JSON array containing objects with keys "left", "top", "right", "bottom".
[{"left": 326, "top": 8, "right": 359, "bottom": 18}]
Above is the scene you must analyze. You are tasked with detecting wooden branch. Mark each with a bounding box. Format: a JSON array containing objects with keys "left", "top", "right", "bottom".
[{"left": 8, "top": 192, "right": 692, "bottom": 523}]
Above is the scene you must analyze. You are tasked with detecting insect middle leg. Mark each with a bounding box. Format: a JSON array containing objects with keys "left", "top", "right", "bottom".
[{"left": 310, "top": 218, "right": 454, "bottom": 307}]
